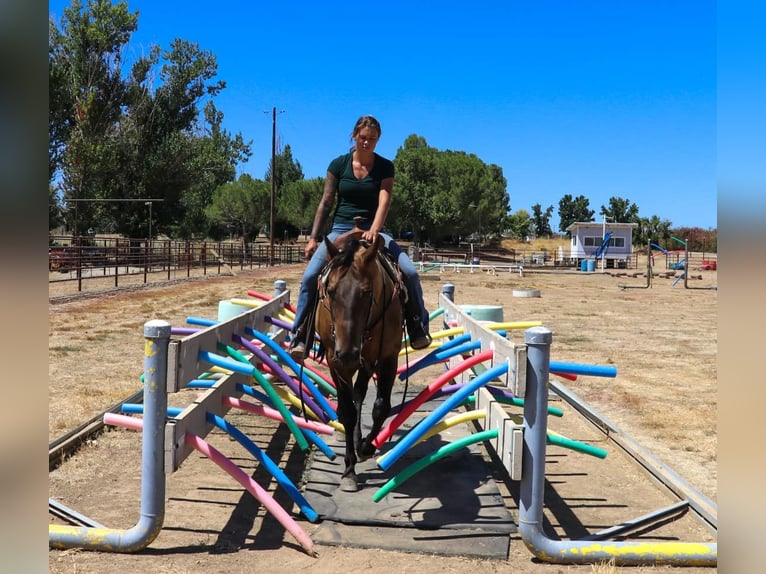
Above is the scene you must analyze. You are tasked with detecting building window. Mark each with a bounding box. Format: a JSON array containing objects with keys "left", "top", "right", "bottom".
[{"left": 584, "top": 236, "right": 600, "bottom": 247}]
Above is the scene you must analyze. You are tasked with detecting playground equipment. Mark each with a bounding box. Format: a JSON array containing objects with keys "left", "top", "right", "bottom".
[{"left": 620, "top": 239, "right": 717, "bottom": 291}]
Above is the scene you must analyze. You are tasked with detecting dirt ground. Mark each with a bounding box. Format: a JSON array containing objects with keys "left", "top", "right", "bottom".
[{"left": 48, "top": 260, "right": 717, "bottom": 573}]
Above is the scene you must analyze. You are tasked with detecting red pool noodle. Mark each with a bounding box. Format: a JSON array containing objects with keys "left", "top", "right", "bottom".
[{"left": 371, "top": 349, "right": 494, "bottom": 449}]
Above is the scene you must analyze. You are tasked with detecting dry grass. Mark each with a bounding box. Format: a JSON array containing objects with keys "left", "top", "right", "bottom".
[{"left": 49, "top": 262, "right": 717, "bottom": 573}]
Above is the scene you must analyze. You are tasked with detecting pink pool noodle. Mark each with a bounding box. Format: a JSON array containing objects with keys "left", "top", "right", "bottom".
[
  {"left": 184, "top": 433, "right": 315, "bottom": 556},
  {"left": 104, "top": 413, "right": 316, "bottom": 556},
  {"left": 224, "top": 396, "right": 334, "bottom": 435},
  {"left": 247, "top": 290, "right": 297, "bottom": 314},
  {"left": 371, "top": 349, "right": 494, "bottom": 448}
]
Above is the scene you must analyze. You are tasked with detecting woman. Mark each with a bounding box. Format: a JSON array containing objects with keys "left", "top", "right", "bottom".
[{"left": 288, "top": 115, "right": 431, "bottom": 361}]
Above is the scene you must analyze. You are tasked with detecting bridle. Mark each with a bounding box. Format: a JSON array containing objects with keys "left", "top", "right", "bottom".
[{"left": 318, "top": 243, "right": 400, "bottom": 370}]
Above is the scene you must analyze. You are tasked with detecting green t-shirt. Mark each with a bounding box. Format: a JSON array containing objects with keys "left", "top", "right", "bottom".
[{"left": 327, "top": 152, "right": 395, "bottom": 226}]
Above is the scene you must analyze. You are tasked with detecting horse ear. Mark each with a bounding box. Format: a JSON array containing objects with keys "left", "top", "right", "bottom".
[{"left": 325, "top": 236, "right": 339, "bottom": 258}]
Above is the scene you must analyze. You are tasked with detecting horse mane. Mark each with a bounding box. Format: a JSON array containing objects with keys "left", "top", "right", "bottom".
[{"left": 334, "top": 238, "right": 361, "bottom": 270}]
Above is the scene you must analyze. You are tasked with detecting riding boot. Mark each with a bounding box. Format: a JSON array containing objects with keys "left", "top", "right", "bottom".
[
  {"left": 404, "top": 296, "right": 431, "bottom": 350},
  {"left": 288, "top": 322, "right": 309, "bottom": 362}
]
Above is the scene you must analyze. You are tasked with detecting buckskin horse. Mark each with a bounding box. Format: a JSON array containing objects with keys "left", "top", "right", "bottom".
[{"left": 313, "top": 228, "right": 404, "bottom": 492}]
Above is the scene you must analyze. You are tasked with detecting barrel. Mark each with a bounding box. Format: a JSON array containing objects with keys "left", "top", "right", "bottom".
[
  {"left": 586, "top": 259, "right": 596, "bottom": 272},
  {"left": 459, "top": 304, "right": 504, "bottom": 323},
  {"left": 218, "top": 300, "right": 251, "bottom": 321},
  {"left": 580, "top": 260, "right": 588, "bottom": 272}
]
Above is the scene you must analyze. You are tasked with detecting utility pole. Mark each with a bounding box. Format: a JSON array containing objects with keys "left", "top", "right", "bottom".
[{"left": 265, "top": 106, "right": 285, "bottom": 266}]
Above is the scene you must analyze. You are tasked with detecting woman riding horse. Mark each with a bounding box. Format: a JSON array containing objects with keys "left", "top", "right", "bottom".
[{"left": 288, "top": 115, "right": 431, "bottom": 362}]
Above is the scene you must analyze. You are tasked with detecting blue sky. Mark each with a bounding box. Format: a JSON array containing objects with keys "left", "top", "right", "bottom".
[{"left": 49, "top": 0, "right": 717, "bottom": 231}]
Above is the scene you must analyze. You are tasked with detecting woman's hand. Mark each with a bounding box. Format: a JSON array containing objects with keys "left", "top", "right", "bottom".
[
  {"left": 305, "top": 237, "right": 319, "bottom": 259},
  {"left": 362, "top": 229, "right": 378, "bottom": 245}
]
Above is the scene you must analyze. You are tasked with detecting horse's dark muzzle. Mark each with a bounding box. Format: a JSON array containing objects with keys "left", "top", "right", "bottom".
[{"left": 333, "top": 347, "right": 361, "bottom": 368}]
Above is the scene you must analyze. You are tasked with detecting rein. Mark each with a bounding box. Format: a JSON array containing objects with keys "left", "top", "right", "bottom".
[{"left": 318, "top": 243, "right": 400, "bottom": 367}]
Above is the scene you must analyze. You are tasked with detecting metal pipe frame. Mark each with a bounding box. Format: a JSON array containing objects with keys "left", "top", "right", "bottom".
[
  {"left": 518, "top": 327, "right": 717, "bottom": 566},
  {"left": 49, "top": 320, "right": 171, "bottom": 552}
]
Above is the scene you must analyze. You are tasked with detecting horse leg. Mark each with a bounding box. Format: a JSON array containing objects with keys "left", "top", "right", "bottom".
[
  {"left": 335, "top": 381, "right": 361, "bottom": 492},
  {"left": 352, "top": 369, "right": 373, "bottom": 461},
  {"left": 358, "top": 358, "right": 396, "bottom": 459}
]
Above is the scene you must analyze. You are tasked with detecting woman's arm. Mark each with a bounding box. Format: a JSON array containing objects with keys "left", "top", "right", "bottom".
[
  {"left": 304, "top": 171, "right": 337, "bottom": 258},
  {"left": 363, "top": 175, "right": 394, "bottom": 244}
]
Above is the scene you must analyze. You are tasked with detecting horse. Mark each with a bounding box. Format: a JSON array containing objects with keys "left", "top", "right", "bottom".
[{"left": 313, "top": 229, "right": 404, "bottom": 492}]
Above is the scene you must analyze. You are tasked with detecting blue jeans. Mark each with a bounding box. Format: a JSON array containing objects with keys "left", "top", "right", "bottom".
[{"left": 292, "top": 223, "right": 429, "bottom": 336}]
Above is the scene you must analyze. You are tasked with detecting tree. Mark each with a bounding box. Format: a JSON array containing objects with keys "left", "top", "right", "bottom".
[
  {"left": 635, "top": 215, "right": 672, "bottom": 247},
  {"left": 668, "top": 226, "right": 717, "bottom": 253},
  {"left": 506, "top": 209, "right": 533, "bottom": 240},
  {"left": 392, "top": 135, "right": 510, "bottom": 245},
  {"left": 49, "top": 0, "right": 139, "bottom": 236},
  {"left": 390, "top": 135, "right": 440, "bottom": 242},
  {"left": 558, "top": 194, "right": 594, "bottom": 235},
  {"left": 49, "top": 0, "right": 251, "bottom": 239},
  {"left": 265, "top": 144, "right": 304, "bottom": 194},
  {"left": 49, "top": 185, "right": 64, "bottom": 231},
  {"left": 265, "top": 144, "right": 305, "bottom": 239},
  {"left": 531, "top": 203, "right": 554, "bottom": 237},
  {"left": 600, "top": 197, "right": 639, "bottom": 223},
  {"left": 205, "top": 174, "right": 269, "bottom": 244},
  {"left": 279, "top": 177, "right": 325, "bottom": 238}
]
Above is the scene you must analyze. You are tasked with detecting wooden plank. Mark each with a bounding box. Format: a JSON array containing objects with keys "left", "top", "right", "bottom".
[
  {"left": 165, "top": 371, "right": 247, "bottom": 472},
  {"left": 475, "top": 387, "right": 524, "bottom": 481},
  {"left": 438, "top": 294, "right": 525, "bottom": 395},
  {"left": 439, "top": 293, "right": 528, "bottom": 482},
  {"left": 169, "top": 290, "right": 290, "bottom": 392}
]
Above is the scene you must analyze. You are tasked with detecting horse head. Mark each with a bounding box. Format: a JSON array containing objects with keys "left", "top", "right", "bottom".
[{"left": 319, "top": 234, "right": 384, "bottom": 371}]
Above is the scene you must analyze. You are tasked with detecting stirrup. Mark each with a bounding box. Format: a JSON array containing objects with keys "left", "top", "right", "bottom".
[
  {"left": 408, "top": 319, "right": 431, "bottom": 350},
  {"left": 288, "top": 338, "right": 306, "bottom": 362}
]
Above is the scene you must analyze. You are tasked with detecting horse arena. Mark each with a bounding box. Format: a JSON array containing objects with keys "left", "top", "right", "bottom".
[{"left": 48, "top": 261, "right": 718, "bottom": 573}]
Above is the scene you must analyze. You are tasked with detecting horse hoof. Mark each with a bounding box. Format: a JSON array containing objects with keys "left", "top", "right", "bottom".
[
  {"left": 358, "top": 443, "right": 376, "bottom": 460},
  {"left": 340, "top": 476, "right": 359, "bottom": 492}
]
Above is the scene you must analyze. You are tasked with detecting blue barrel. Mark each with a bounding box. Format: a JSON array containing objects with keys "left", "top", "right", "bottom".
[
  {"left": 580, "top": 259, "right": 588, "bottom": 272},
  {"left": 586, "top": 259, "right": 595, "bottom": 272}
]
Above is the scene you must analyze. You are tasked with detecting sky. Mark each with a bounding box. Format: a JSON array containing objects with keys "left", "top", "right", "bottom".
[{"left": 49, "top": 0, "right": 718, "bottom": 231}]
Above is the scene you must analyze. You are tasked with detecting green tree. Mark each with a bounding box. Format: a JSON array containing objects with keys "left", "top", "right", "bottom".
[
  {"left": 390, "top": 135, "right": 440, "bottom": 242},
  {"left": 392, "top": 135, "right": 509, "bottom": 245},
  {"left": 279, "top": 177, "right": 325, "bottom": 238},
  {"left": 531, "top": 203, "right": 554, "bottom": 237},
  {"left": 558, "top": 194, "right": 594, "bottom": 235},
  {"left": 49, "top": 0, "right": 138, "bottom": 236},
  {"left": 49, "top": 185, "right": 64, "bottom": 231},
  {"left": 265, "top": 144, "right": 305, "bottom": 239},
  {"left": 205, "top": 174, "right": 269, "bottom": 244},
  {"left": 635, "top": 215, "right": 672, "bottom": 247},
  {"left": 506, "top": 209, "right": 533, "bottom": 240},
  {"left": 265, "top": 144, "right": 304, "bottom": 193},
  {"left": 600, "top": 197, "right": 640, "bottom": 223},
  {"left": 49, "top": 0, "right": 251, "bottom": 239}
]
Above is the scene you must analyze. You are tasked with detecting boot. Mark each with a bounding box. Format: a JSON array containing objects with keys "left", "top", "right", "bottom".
[
  {"left": 288, "top": 324, "right": 309, "bottom": 362},
  {"left": 405, "top": 297, "right": 431, "bottom": 350}
]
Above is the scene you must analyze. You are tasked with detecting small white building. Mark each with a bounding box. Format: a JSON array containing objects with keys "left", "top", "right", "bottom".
[{"left": 566, "top": 221, "right": 638, "bottom": 267}]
